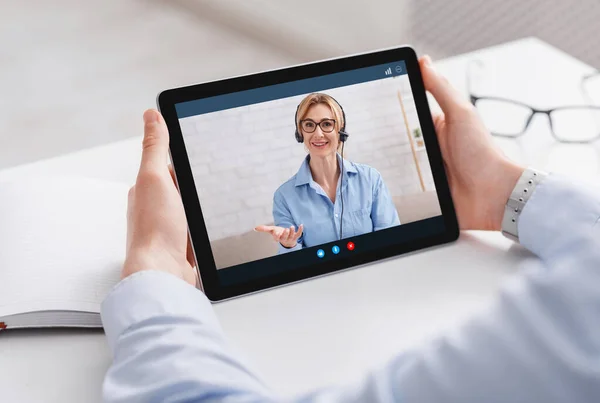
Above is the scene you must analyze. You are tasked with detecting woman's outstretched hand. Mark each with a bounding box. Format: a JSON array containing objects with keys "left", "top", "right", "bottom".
[
  {"left": 419, "top": 55, "right": 525, "bottom": 231},
  {"left": 255, "top": 224, "right": 304, "bottom": 248}
]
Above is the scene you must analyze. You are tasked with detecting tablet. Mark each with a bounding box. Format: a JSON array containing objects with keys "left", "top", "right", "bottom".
[{"left": 158, "top": 45, "right": 459, "bottom": 301}]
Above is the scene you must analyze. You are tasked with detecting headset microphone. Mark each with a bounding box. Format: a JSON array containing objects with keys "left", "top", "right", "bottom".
[{"left": 338, "top": 130, "right": 349, "bottom": 143}]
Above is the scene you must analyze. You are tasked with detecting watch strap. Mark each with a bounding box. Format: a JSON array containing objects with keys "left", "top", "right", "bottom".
[{"left": 501, "top": 167, "right": 547, "bottom": 242}]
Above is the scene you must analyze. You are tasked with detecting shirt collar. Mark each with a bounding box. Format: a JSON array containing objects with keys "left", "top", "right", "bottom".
[{"left": 295, "top": 153, "right": 357, "bottom": 187}]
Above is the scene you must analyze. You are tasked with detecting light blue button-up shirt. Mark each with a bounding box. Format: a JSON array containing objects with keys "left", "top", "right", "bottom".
[
  {"left": 101, "top": 173, "right": 600, "bottom": 402},
  {"left": 273, "top": 154, "right": 400, "bottom": 254}
]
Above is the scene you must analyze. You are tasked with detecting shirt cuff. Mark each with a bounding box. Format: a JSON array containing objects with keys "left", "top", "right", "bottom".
[
  {"left": 100, "top": 270, "right": 220, "bottom": 353},
  {"left": 518, "top": 173, "right": 600, "bottom": 259},
  {"left": 278, "top": 242, "right": 302, "bottom": 254}
]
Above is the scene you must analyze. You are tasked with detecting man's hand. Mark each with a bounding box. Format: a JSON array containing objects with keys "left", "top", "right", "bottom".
[
  {"left": 122, "top": 109, "right": 197, "bottom": 286},
  {"left": 419, "top": 55, "right": 525, "bottom": 231},
  {"left": 255, "top": 224, "right": 303, "bottom": 248}
]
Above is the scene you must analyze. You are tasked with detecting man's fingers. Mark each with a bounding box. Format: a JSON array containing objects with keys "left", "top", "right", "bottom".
[
  {"left": 186, "top": 234, "right": 196, "bottom": 268},
  {"left": 167, "top": 164, "right": 184, "bottom": 195},
  {"left": 419, "top": 55, "right": 470, "bottom": 117},
  {"left": 168, "top": 164, "right": 175, "bottom": 183},
  {"left": 140, "top": 109, "right": 169, "bottom": 173}
]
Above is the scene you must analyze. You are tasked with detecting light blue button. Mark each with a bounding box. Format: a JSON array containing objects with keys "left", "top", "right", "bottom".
[
  {"left": 332, "top": 245, "right": 340, "bottom": 254},
  {"left": 317, "top": 249, "right": 325, "bottom": 258}
]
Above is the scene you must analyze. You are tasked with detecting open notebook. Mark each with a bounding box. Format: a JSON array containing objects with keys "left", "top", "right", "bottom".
[{"left": 0, "top": 176, "right": 129, "bottom": 330}]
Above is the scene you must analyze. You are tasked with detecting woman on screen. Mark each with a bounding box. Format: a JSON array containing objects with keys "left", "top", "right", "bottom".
[{"left": 255, "top": 93, "right": 400, "bottom": 254}]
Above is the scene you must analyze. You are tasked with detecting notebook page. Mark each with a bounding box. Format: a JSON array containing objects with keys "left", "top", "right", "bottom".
[
  {"left": 0, "top": 175, "right": 128, "bottom": 317},
  {"left": 2, "top": 311, "right": 101, "bottom": 328}
]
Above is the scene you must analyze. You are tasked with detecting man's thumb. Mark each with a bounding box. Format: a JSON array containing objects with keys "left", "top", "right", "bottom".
[
  {"left": 141, "top": 109, "right": 169, "bottom": 170},
  {"left": 419, "top": 55, "right": 467, "bottom": 116}
]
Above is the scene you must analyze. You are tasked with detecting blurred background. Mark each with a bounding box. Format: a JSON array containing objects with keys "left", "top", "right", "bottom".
[{"left": 2, "top": 0, "right": 600, "bottom": 170}]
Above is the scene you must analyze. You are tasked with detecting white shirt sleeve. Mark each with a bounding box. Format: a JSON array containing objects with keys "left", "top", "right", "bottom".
[
  {"left": 101, "top": 173, "right": 600, "bottom": 403},
  {"left": 367, "top": 173, "right": 600, "bottom": 403},
  {"left": 101, "top": 271, "right": 275, "bottom": 403}
]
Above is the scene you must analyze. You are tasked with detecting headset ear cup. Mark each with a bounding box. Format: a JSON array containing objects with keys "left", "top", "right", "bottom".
[
  {"left": 294, "top": 102, "right": 303, "bottom": 143},
  {"left": 339, "top": 131, "right": 349, "bottom": 142}
]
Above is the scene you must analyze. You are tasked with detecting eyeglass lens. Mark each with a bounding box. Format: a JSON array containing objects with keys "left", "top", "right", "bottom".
[{"left": 475, "top": 99, "right": 600, "bottom": 142}]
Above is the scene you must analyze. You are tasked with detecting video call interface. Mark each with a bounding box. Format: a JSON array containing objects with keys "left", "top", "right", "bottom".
[{"left": 176, "top": 60, "right": 444, "bottom": 285}]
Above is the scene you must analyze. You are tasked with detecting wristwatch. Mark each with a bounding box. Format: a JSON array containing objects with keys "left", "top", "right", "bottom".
[{"left": 501, "top": 167, "right": 547, "bottom": 242}]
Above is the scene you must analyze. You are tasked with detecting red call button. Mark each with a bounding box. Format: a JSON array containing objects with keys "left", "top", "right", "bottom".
[{"left": 346, "top": 241, "right": 355, "bottom": 251}]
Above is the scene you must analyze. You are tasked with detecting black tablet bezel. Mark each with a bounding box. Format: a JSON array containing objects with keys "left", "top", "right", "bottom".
[{"left": 158, "top": 46, "right": 459, "bottom": 301}]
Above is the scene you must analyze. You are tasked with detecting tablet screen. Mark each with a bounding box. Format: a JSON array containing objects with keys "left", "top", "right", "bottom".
[{"left": 173, "top": 57, "right": 451, "bottom": 291}]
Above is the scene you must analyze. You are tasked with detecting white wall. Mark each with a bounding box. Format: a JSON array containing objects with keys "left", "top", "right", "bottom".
[{"left": 179, "top": 75, "right": 435, "bottom": 241}]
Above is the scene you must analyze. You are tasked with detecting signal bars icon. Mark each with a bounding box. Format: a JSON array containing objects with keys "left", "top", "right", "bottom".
[{"left": 384, "top": 67, "right": 392, "bottom": 75}]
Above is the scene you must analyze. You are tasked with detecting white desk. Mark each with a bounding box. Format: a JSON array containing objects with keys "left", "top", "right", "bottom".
[{"left": 1, "top": 38, "right": 598, "bottom": 402}]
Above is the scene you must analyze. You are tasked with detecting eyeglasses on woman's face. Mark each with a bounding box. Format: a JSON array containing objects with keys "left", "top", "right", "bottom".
[{"left": 300, "top": 119, "right": 336, "bottom": 133}]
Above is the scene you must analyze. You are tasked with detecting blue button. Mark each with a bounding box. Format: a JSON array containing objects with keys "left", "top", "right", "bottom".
[
  {"left": 332, "top": 245, "right": 340, "bottom": 254},
  {"left": 316, "top": 249, "right": 325, "bottom": 258}
]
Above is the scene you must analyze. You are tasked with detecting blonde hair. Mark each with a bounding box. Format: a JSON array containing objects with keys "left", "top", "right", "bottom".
[{"left": 296, "top": 93, "right": 345, "bottom": 135}]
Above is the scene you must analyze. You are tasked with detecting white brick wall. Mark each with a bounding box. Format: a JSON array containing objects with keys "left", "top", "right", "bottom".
[{"left": 179, "top": 75, "right": 436, "bottom": 241}]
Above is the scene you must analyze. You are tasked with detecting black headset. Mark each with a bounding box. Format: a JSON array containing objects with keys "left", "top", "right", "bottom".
[
  {"left": 294, "top": 94, "right": 350, "bottom": 143},
  {"left": 294, "top": 94, "right": 349, "bottom": 240}
]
